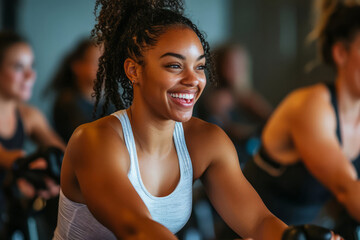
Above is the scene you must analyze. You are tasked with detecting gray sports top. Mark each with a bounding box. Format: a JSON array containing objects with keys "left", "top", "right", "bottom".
[{"left": 53, "top": 110, "right": 193, "bottom": 239}]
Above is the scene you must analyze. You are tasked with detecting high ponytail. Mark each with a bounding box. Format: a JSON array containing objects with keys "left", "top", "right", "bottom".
[
  {"left": 92, "top": 0, "right": 184, "bottom": 43},
  {"left": 91, "top": 0, "right": 214, "bottom": 116},
  {"left": 308, "top": 0, "right": 360, "bottom": 66}
]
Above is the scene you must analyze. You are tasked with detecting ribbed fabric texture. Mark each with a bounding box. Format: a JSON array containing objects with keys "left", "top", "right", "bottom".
[{"left": 53, "top": 110, "right": 193, "bottom": 239}]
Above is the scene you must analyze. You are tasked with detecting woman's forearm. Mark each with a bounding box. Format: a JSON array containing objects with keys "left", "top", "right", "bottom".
[
  {"left": 250, "top": 214, "right": 287, "bottom": 240},
  {"left": 0, "top": 144, "right": 24, "bottom": 169},
  {"left": 115, "top": 217, "right": 178, "bottom": 240},
  {"left": 335, "top": 180, "right": 360, "bottom": 222}
]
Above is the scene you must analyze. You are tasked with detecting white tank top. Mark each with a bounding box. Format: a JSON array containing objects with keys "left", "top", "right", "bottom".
[{"left": 53, "top": 110, "right": 193, "bottom": 239}]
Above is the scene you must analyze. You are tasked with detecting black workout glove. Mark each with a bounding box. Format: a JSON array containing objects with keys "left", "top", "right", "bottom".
[
  {"left": 282, "top": 224, "right": 333, "bottom": 240},
  {"left": 11, "top": 146, "right": 64, "bottom": 190}
]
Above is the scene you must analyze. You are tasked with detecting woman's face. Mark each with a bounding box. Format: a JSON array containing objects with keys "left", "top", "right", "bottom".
[
  {"left": 136, "top": 26, "right": 206, "bottom": 122},
  {"left": 221, "top": 48, "right": 248, "bottom": 88},
  {"left": 73, "top": 45, "right": 101, "bottom": 87},
  {"left": 0, "top": 42, "right": 36, "bottom": 102}
]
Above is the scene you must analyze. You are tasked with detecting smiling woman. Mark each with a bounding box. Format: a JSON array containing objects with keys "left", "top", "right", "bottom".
[
  {"left": 127, "top": 26, "right": 207, "bottom": 122},
  {"left": 50, "top": 0, "right": 340, "bottom": 240}
]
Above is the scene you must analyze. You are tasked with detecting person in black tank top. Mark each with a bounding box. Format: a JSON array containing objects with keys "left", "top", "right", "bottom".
[
  {"left": 0, "top": 31, "right": 65, "bottom": 239},
  {"left": 0, "top": 111, "right": 25, "bottom": 234},
  {"left": 0, "top": 111, "right": 25, "bottom": 150},
  {"left": 244, "top": 82, "right": 360, "bottom": 225},
  {"left": 243, "top": 0, "right": 360, "bottom": 233}
]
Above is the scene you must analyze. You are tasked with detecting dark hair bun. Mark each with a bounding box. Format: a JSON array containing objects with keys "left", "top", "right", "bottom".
[{"left": 309, "top": 0, "right": 360, "bottom": 66}]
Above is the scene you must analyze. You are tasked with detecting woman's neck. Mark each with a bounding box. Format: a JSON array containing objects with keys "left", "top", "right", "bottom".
[
  {"left": 336, "top": 77, "right": 360, "bottom": 122},
  {"left": 0, "top": 98, "right": 18, "bottom": 136},
  {"left": 127, "top": 103, "right": 176, "bottom": 156},
  {"left": 0, "top": 97, "right": 17, "bottom": 116}
]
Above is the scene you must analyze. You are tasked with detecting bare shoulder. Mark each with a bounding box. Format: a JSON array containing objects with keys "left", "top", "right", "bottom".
[
  {"left": 18, "top": 103, "right": 47, "bottom": 133},
  {"left": 183, "top": 117, "right": 232, "bottom": 147},
  {"left": 282, "top": 83, "right": 337, "bottom": 140},
  {"left": 68, "top": 115, "right": 125, "bottom": 149},
  {"left": 18, "top": 103, "right": 43, "bottom": 120},
  {"left": 183, "top": 117, "right": 236, "bottom": 179},
  {"left": 71, "top": 115, "right": 124, "bottom": 142},
  {"left": 277, "top": 83, "right": 333, "bottom": 122},
  {"left": 286, "top": 84, "right": 331, "bottom": 111},
  {"left": 61, "top": 115, "right": 130, "bottom": 203},
  {"left": 66, "top": 115, "right": 128, "bottom": 169}
]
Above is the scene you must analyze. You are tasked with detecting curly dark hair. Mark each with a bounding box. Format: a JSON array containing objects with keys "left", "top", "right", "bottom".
[
  {"left": 91, "top": 0, "right": 215, "bottom": 116},
  {"left": 311, "top": 0, "right": 360, "bottom": 67}
]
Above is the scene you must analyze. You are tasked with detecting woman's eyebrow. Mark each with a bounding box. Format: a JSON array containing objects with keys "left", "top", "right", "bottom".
[
  {"left": 160, "top": 52, "right": 206, "bottom": 61},
  {"left": 197, "top": 54, "right": 205, "bottom": 61},
  {"left": 160, "top": 52, "right": 185, "bottom": 60}
]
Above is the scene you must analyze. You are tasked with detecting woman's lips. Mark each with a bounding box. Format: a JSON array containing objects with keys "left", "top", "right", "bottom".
[{"left": 169, "top": 92, "right": 195, "bottom": 107}]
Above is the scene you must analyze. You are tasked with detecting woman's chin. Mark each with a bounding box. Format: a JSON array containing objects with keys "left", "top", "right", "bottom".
[
  {"left": 20, "top": 94, "right": 32, "bottom": 102},
  {"left": 172, "top": 111, "right": 193, "bottom": 122}
]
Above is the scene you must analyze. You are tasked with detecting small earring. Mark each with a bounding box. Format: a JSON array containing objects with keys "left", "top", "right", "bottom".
[{"left": 130, "top": 80, "right": 136, "bottom": 86}]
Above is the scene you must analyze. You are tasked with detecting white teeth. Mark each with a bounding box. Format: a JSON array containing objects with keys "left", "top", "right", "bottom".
[{"left": 170, "top": 93, "right": 194, "bottom": 100}]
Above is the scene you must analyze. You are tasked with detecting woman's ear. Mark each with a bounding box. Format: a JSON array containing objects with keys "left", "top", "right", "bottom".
[
  {"left": 332, "top": 41, "right": 348, "bottom": 67},
  {"left": 124, "top": 58, "right": 141, "bottom": 85}
]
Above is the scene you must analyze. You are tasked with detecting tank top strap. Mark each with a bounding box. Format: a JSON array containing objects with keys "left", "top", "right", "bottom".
[
  {"left": 16, "top": 110, "right": 25, "bottom": 145},
  {"left": 173, "top": 122, "right": 192, "bottom": 177},
  {"left": 325, "top": 83, "right": 360, "bottom": 169},
  {"left": 0, "top": 110, "right": 25, "bottom": 150},
  {"left": 111, "top": 110, "right": 137, "bottom": 174},
  {"left": 111, "top": 110, "right": 192, "bottom": 178},
  {"left": 108, "top": 110, "right": 193, "bottom": 233},
  {"left": 325, "top": 82, "right": 342, "bottom": 145}
]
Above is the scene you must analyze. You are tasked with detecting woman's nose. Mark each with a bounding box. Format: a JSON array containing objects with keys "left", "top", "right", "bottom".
[
  {"left": 181, "top": 69, "right": 205, "bottom": 87},
  {"left": 24, "top": 68, "right": 36, "bottom": 82}
]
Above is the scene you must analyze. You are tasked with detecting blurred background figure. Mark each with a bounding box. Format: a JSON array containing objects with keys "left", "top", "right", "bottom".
[
  {"left": 47, "top": 39, "right": 113, "bottom": 143},
  {"left": 0, "top": 30, "right": 65, "bottom": 240},
  {"left": 198, "top": 43, "right": 273, "bottom": 166},
  {"left": 243, "top": 1, "right": 360, "bottom": 239}
]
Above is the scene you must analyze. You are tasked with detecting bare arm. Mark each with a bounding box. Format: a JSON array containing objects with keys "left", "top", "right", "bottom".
[
  {"left": 200, "top": 125, "right": 287, "bottom": 239},
  {"left": 0, "top": 144, "right": 25, "bottom": 169},
  {"left": 19, "top": 104, "right": 65, "bottom": 151},
  {"left": 0, "top": 105, "right": 64, "bottom": 168},
  {"left": 289, "top": 91, "right": 360, "bottom": 222},
  {"left": 67, "top": 121, "right": 177, "bottom": 239}
]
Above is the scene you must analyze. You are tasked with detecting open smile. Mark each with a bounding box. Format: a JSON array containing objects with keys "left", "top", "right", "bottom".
[{"left": 169, "top": 92, "right": 195, "bottom": 107}]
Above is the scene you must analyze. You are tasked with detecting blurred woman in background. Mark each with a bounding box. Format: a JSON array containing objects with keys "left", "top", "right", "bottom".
[
  {"left": 0, "top": 31, "right": 64, "bottom": 239},
  {"left": 243, "top": 0, "right": 360, "bottom": 234},
  {"left": 48, "top": 39, "right": 113, "bottom": 143}
]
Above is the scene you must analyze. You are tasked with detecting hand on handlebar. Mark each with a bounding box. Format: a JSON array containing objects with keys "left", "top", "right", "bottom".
[
  {"left": 16, "top": 157, "right": 60, "bottom": 199},
  {"left": 282, "top": 224, "right": 343, "bottom": 240},
  {"left": 10, "top": 146, "right": 63, "bottom": 199}
]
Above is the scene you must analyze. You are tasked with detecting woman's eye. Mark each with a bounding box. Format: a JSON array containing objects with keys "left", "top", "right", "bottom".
[
  {"left": 14, "top": 63, "right": 24, "bottom": 71},
  {"left": 197, "top": 65, "right": 206, "bottom": 71},
  {"left": 166, "top": 64, "right": 181, "bottom": 69}
]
